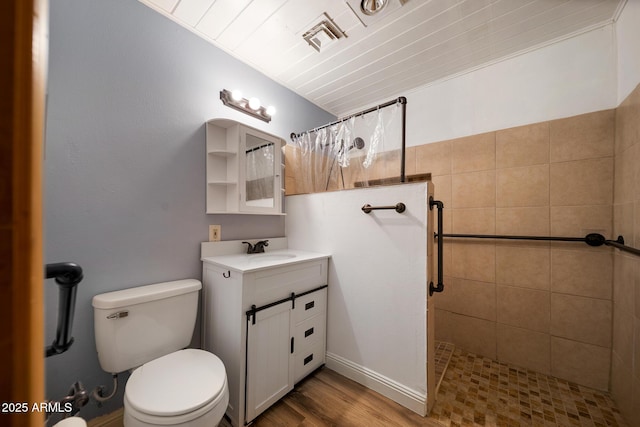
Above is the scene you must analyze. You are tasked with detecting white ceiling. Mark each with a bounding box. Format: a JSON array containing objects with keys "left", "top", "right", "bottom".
[{"left": 139, "top": 0, "right": 626, "bottom": 116}]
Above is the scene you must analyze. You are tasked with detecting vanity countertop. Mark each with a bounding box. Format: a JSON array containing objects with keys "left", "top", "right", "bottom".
[{"left": 202, "top": 248, "right": 330, "bottom": 273}]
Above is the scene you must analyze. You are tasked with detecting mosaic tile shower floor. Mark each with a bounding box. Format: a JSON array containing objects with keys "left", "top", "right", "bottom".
[
  {"left": 430, "top": 347, "right": 627, "bottom": 427},
  {"left": 435, "top": 341, "right": 455, "bottom": 393}
]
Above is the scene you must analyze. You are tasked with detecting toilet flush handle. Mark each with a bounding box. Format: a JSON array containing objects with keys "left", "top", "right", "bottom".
[{"left": 106, "top": 311, "right": 128, "bottom": 319}]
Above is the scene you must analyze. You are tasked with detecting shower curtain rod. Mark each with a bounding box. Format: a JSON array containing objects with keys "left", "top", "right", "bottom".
[
  {"left": 437, "top": 232, "right": 640, "bottom": 256},
  {"left": 290, "top": 96, "right": 407, "bottom": 140},
  {"left": 290, "top": 96, "right": 407, "bottom": 183}
]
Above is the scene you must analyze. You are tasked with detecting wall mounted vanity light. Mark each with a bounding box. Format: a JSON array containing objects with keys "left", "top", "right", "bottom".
[{"left": 220, "top": 89, "right": 276, "bottom": 123}]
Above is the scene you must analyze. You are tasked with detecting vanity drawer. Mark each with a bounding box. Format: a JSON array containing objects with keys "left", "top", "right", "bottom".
[
  {"left": 293, "top": 288, "right": 326, "bottom": 324},
  {"left": 294, "top": 314, "right": 325, "bottom": 350},
  {"left": 249, "top": 260, "right": 328, "bottom": 309},
  {"left": 294, "top": 339, "right": 325, "bottom": 383}
]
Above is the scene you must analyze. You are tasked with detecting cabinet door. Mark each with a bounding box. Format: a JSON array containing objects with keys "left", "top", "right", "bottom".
[
  {"left": 245, "top": 302, "right": 294, "bottom": 423},
  {"left": 239, "top": 127, "right": 282, "bottom": 214}
]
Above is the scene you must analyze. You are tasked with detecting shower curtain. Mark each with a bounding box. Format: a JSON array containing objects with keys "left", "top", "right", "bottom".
[
  {"left": 245, "top": 142, "right": 275, "bottom": 205},
  {"left": 288, "top": 100, "right": 403, "bottom": 194}
]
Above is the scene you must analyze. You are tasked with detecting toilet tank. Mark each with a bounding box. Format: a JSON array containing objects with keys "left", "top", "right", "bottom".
[{"left": 92, "top": 279, "right": 202, "bottom": 374}]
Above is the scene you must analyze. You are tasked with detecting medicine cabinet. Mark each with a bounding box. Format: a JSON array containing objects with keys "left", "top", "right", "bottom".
[{"left": 206, "top": 119, "right": 285, "bottom": 215}]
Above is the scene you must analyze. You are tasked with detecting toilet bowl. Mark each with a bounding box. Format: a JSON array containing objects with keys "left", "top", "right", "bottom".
[
  {"left": 52, "top": 417, "right": 87, "bottom": 427},
  {"left": 92, "top": 280, "right": 228, "bottom": 427},
  {"left": 123, "top": 349, "right": 228, "bottom": 427}
]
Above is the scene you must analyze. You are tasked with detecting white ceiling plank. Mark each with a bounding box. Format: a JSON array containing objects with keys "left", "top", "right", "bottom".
[
  {"left": 275, "top": 0, "right": 444, "bottom": 83},
  {"left": 299, "top": 0, "right": 513, "bottom": 96},
  {"left": 275, "top": 0, "right": 352, "bottom": 35},
  {"left": 280, "top": 0, "right": 460, "bottom": 88},
  {"left": 235, "top": 25, "right": 316, "bottom": 77},
  {"left": 291, "top": 0, "right": 521, "bottom": 92},
  {"left": 173, "top": 0, "right": 216, "bottom": 27},
  {"left": 486, "top": 0, "right": 616, "bottom": 48},
  {"left": 217, "top": 0, "right": 355, "bottom": 82},
  {"left": 333, "top": 6, "right": 365, "bottom": 34},
  {"left": 487, "top": 2, "right": 618, "bottom": 54},
  {"left": 307, "top": 0, "right": 615, "bottom": 101},
  {"left": 322, "top": 3, "right": 618, "bottom": 114},
  {"left": 217, "top": 0, "right": 289, "bottom": 51},
  {"left": 303, "top": 0, "right": 554, "bottom": 95},
  {"left": 146, "top": 0, "right": 180, "bottom": 13},
  {"left": 136, "top": 0, "right": 624, "bottom": 115},
  {"left": 318, "top": 4, "right": 619, "bottom": 113},
  {"left": 196, "top": 0, "right": 252, "bottom": 40}
]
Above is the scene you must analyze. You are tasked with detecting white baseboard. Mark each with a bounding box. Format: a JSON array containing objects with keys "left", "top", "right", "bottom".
[{"left": 325, "top": 352, "right": 427, "bottom": 416}]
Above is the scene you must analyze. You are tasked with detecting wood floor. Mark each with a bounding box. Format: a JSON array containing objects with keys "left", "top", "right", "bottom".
[{"left": 248, "top": 368, "right": 444, "bottom": 427}]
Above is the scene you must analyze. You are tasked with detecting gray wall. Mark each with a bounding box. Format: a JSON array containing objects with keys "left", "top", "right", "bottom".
[{"left": 44, "top": 0, "right": 334, "bottom": 420}]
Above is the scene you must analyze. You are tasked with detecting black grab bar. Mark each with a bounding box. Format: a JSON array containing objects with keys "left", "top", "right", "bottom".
[
  {"left": 45, "top": 262, "right": 83, "bottom": 357},
  {"left": 604, "top": 235, "right": 640, "bottom": 256},
  {"left": 429, "top": 197, "right": 444, "bottom": 296},
  {"left": 437, "top": 233, "right": 640, "bottom": 256},
  {"left": 435, "top": 233, "right": 640, "bottom": 255},
  {"left": 361, "top": 203, "right": 406, "bottom": 214}
]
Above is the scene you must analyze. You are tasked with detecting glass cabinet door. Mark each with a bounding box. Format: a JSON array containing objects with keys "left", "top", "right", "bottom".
[{"left": 240, "top": 127, "right": 282, "bottom": 214}]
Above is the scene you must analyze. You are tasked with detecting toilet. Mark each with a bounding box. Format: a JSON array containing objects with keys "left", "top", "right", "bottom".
[
  {"left": 52, "top": 417, "right": 87, "bottom": 427},
  {"left": 92, "top": 279, "right": 228, "bottom": 427}
]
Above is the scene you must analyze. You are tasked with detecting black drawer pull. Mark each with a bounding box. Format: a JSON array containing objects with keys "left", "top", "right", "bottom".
[
  {"left": 304, "top": 327, "right": 314, "bottom": 337},
  {"left": 305, "top": 301, "right": 315, "bottom": 310},
  {"left": 304, "top": 354, "right": 314, "bottom": 365}
]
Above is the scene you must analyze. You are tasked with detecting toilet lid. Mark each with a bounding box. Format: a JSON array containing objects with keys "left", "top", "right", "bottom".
[{"left": 126, "top": 349, "right": 226, "bottom": 417}]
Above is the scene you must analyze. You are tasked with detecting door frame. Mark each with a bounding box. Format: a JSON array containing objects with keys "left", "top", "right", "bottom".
[{"left": 1, "top": 0, "right": 47, "bottom": 426}]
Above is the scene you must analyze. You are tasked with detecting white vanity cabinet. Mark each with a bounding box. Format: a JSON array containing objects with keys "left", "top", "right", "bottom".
[
  {"left": 202, "top": 252, "right": 329, "bottom": 427},
  {"left": 206, "top": 119, "right": 285, "bottom": 215},
  {"left": 245, "top": 286, "right": 327, "bottom": 422}
]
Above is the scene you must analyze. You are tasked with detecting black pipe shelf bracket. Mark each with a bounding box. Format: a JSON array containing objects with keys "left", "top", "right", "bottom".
[
  {"left": 45, "top": 262, "right": 83, "bottom": 357},
  {"left": 361, "top": 202, "right": 406, "bottom": 214}
]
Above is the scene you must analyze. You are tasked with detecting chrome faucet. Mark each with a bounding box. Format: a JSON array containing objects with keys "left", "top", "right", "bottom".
[{"left": 242, "top": 240, "right": 269, "bottom": 254}]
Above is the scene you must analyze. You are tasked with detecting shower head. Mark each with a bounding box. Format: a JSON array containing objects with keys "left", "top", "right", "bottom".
[{"left": 349, "top": 137, "right": 365, "bottom": 151}]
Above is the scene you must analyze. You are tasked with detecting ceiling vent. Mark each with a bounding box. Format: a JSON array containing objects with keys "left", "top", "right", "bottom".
[
  {"left": 345, "top": 0, "right": 408, "bottom": 27},
  {"left": 302, "top": 13, "right": 346, "bottom": 53}
]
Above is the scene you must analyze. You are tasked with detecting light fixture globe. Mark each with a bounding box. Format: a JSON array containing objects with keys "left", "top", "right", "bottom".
[
  {"left": 248, "top": 97, "right": 261, "bottom": 110},
  {"left": 231, "top": 89, "right": 243, "bottom": 101}
]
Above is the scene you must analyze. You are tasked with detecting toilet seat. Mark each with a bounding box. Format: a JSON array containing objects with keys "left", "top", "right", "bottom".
[
  {"left": 124, "top": 380, "right": 228, "bottom": 426},
  {"left": 125, "top": 349, "right": 227, "bottom": 419}
]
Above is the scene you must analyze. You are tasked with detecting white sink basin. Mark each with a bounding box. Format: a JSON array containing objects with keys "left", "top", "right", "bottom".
[
  {"left": 202, "top": 249, "right": 329, "bottom": 273},
  {"left": 248, "top": 253, "right": 296, "bottom": 264}
]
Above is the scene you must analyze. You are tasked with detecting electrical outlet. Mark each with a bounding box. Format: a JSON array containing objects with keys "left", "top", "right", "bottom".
[{"left": 209, "top": 225, "right": 221, "bottom": 242}]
